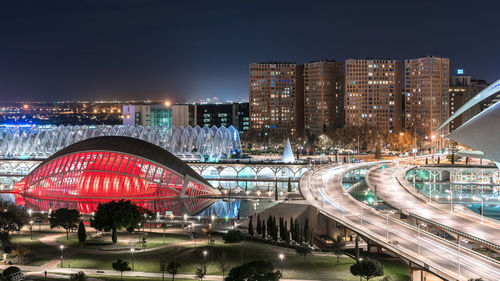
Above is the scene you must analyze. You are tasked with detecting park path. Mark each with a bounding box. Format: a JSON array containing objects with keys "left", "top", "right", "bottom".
[
  {"left": 38, "top": 232, "right": 208, "bottom": 268},
  {"left": 1, "top": 264, "right": 322, "bottom": 281}
]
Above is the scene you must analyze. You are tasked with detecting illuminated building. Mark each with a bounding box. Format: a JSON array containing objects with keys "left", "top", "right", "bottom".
[
  {"left": 13, "top": 136, "right": 220, "bottom": 214},
  {"left": 195, "top": 103, "right": 249, "bottom": 135},
  {"left": 404, "top": 56, "right": 449, "bottom": 138},
  {"left": 0, "top": 124, "right": 241, "bottom": 161},
  {"left": 304, "top": 60, "right": 344, "bottom": 136},
  {"left": 345, "top": 59, "right": 402, "bottom": 134},
  {"left": 249, "top": 62, "right": 304, "bottom": 136},
  {"left": 122, "top": 103, "right": 172, "bottom": 127},
  {"left": 172, "top": 104, "right": 196, "bottom": 127}
]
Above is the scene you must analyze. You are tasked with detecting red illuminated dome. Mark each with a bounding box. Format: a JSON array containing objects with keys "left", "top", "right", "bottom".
[{"left": 14, "top": 136, "right": 219, "bottom": 214}]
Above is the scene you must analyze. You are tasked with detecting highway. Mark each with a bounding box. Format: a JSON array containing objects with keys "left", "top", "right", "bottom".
[
  {"left": 365, "top": 163, "right": 500, "bottom": 247},
  {"left": 300, "top": 163, "right": 500, "bottom": 281}
]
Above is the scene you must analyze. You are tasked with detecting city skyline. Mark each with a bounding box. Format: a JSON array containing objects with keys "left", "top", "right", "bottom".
[{"left": 1, "top": 0, "right": 499, "bottom": 102}]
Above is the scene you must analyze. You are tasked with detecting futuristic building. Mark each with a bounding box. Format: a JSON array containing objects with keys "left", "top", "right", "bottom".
[
  {"left": 0, "top": 124, "right": 241, "bottom": 161},
  {"left": 13, "top": 136, "right": 220, "bottom": 214},
  {"left": 438, "top": 78, "right": 500, "bottom": 167}
]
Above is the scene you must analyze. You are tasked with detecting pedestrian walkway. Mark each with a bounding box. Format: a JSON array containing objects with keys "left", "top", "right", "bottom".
[{"left": 2, "top": 264, "right": 321, "bottom": 281}]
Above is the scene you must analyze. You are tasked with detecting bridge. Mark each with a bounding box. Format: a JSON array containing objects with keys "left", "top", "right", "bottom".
[
  {"left": 301, "top": 163, "right": 500, "bottom": 281},
  {"left": 365, "top": 163, "right": 500, "bottom": 251},
  {"left": 0, "top": 159, "right": 309, "bottom": 192}
]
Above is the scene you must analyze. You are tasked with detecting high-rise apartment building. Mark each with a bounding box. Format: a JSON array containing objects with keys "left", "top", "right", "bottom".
[
  {"left": 303, "top": 60, "right": 344, "bottom": 136},
  {"left": 404, "top": 56, "right": 450, "bottom": 138},
  {"left": 249, "top": 62, "right": 304, "bottom": 136},
  {"left": 344, "top": 59, "right": 402, "bottom": 134},
  {"left": 449, "top": 71, "right": 490, "bottom": 131},
  {"left": 449, "top": 73, "right": 470, "bottom": 131}
]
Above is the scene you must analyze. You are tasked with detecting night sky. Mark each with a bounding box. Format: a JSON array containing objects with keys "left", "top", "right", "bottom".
[{"left": 0, "top": 0, "right": 499, "bottom": 102}]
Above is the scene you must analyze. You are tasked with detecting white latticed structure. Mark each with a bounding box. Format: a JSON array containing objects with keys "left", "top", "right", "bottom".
[{"left": 0, "top": 125, "right": 241, "bottom": 160}]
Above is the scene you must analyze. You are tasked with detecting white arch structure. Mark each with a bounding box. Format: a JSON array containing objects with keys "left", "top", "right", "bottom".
[
  {"left": 437, "top": 79, "right": 500, "bottom": 167},
  {"left": 0, "top": 124, "right": 241, "bottom": 161}
]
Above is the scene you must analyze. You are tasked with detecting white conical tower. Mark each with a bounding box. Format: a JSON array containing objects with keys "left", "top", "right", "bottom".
[{"left": 281, "top": 138, "right": 295, "bottom": 163}]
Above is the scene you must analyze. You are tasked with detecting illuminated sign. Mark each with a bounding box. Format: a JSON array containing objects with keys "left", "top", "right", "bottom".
[{"left": 457, "top": 69, "right": 464, "bottom": 75}]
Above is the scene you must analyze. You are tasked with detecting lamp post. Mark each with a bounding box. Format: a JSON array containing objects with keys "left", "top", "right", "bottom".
[
  {"left": 163, "top": 223, "right": 166, "bottom": 244},
  {"left": 279, "top": 253, "right": 284, "bottom": 276},
  {"left": 29, "top": 220, "right": 33, "bottom": 240},
  {"left": 60, "top": 245, "right": 64, "bottom": 268},
  {"left": 203, "top": 250, "right": 208, "bottom": 264},
  {"left": 130, "top": 248, "right": 135, "bottom": 271}
]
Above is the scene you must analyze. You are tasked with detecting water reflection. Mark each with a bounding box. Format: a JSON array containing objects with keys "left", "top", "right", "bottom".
[{"left": 3, "top": 193, "right": 277, "bottom": 219}]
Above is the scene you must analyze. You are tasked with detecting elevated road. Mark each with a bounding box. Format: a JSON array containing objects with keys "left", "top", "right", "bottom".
[
  {"left": 301, "top": 163, "right": 500, "bottom": 281},
  {"left": 366, "top": 163, "right": 500, "bottom": 249}
]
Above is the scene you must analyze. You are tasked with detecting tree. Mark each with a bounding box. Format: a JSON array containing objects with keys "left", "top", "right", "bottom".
[
  {"left": 0, "top": 212, "right": 25, "bottom": 234},
  {"left": 290, "top": 217, "right": 294, "bottom": 241},
  {"left": 69, "top": 271, "right": 87, "bottom": 281},
  {"left": 303, "top": 219, "right": 309, "bottom": 244},
  {"left": 112, "top": 259, "right": 131, "bottom": 281},
  {"left": 8, "top": 245, "right": 31, "bottom": 264},
  {"left": 350, "top": 259, "right": 384, "bottom": 281},
  {"left": 90, "top": 200, "right": 143, "bottom": 244},
  {"left": 256, "top": 215, "right": 261, "bottom": 235},
  {"left": 225, "top": 260, "right": 280, "bottom": 281},
  {"left": 77, "top": 221, "right": 87, "bottom": 246},
  {"left": 167, "top": 261, "right": 181, "bottom": 281},
  {"left": 160, "top": 260, "right": 167, "bottom": 281},
  {"left": 332, "top": 235, "right": 346, "bottom": 263},
  {"left": 287, "top": 177, "right": 292, "bottom": 192},
  {"left": 354, "top": 236, "right": 360, "bottom": 262},
  {"left": 374, "top": 142, "right": 382, "bottom": 159},
  {"left": 2, "top": 266, "right": 22, "bottom": 281},
  {"left": 295, "top": 245, "right": 311, "bottom": 264},
  {"left": 248, "top": 216, "right": 254, "bottom": 236},
  {"left": 223, "top": 229, "right": 243, "bottom": 245},
  {"left": 223, "top": 229, "right": 244, "bottom": 264},
  {"left": 49, "top": 208, "right": 80, "bottom": 240},
  {"left": 196, "top": 265, "right": 206, "bottom": 281}
]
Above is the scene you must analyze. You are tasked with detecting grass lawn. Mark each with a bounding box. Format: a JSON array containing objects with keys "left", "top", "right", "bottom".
[
  {"left": 65, "top": 239, "right": 410, "bottom": 281},
  {"left": 56, "top": 231, "right": 191, "bottom": 250},
  {"left": 10, "top": 233, "right": 59, "bottom": 266},
  {"left": 28, "top": 275, "right": 193, "bottom": 281}
]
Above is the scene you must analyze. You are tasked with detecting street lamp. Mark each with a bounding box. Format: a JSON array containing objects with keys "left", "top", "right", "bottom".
[
  {"left": 130, "top": 248, "right": 135, "bottom": 271},
  {"left": 203, "top": 250, "right": 208, "bottom": 264},
  {"left": 279, "top": 253, "right": 284, "bottom": 275},
  {"left": 183, "top": 214, "right": 188, "bottom": 221},
  {"left": 28, "top": 209, "right": 32, "bottom": 217},
  {"left": 29, "top": 220, "right": 33, "bottom": 240},
  {"left": 60, "top": 245, "right": 64, "bottom": 268}
]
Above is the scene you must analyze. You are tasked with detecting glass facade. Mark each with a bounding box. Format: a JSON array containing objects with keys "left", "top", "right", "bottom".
[{"left": 14, "top": 150, "right": 219, "bottom": 214}]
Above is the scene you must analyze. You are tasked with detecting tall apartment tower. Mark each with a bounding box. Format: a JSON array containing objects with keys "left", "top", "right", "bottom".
[
  {"left": 303, "top": 60, "right": 345, "bottom": 136},
  {"left": 404, "top": 56, "right": 450, "bottom": 137},
  {"left": 249, "top": 62, "right": 304, "bottom": 137},
  {"left": 448, "top": 73, "right": 470, "bottom": 131},
  {"left": 344, "top": 59, "right": 402, "bottom": 134}
]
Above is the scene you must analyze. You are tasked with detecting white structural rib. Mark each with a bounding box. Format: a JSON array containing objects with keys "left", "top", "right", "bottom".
[{"left": 438, "top": 78, "right": 500, "bottom": 131}]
